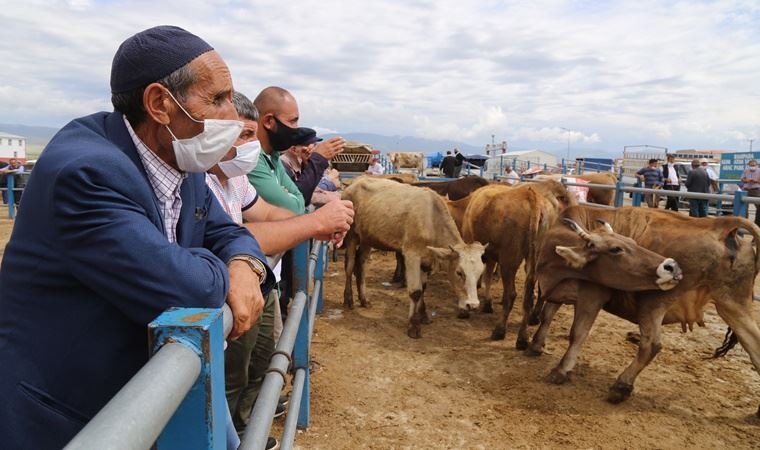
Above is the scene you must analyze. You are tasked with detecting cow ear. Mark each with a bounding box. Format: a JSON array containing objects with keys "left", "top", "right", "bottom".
[
  {"left": 428, "top": 246, "right": 454, "bottom": 259},
  {"left": 555, "top": 246, "right": 588, "bottom": 269}
]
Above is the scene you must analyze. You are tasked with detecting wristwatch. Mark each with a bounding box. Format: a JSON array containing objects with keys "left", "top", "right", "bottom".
[{"left": 228, "top": 255, "right": 267, "bottom": 285}]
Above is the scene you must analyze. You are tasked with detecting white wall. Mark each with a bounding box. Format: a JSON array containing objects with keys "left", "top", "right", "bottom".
[{"left": 0, "top": 136, "right": 27, "bottom": 159}]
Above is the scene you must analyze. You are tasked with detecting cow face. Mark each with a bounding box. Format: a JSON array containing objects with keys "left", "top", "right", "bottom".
[
  {"left": 428, "top": 242, "right": 487, "bottom": 315},
  {"left": 554, "top": 219, "right": 682, "bottom": 291}
]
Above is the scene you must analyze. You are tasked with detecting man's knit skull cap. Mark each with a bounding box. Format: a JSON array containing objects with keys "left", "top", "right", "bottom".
[{"left": 110, "top": 25, "right": 214, "bottom": 94}]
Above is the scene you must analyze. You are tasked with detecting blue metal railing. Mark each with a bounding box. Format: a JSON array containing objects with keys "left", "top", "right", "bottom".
[{"left": 66, "top": 240, "right": 329, "bottom": 449}]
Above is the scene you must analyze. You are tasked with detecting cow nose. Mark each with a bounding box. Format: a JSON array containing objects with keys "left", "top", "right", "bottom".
[{"left": 662, "top": 258, "right": 683, "bottom": 280}]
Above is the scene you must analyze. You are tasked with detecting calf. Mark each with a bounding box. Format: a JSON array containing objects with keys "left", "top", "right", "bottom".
[
  {"left": 527, "top": 206, "right": 760, "bottom": 416},
  {"left": 342, "top": 177, "right": 486, "bottom": 338}
]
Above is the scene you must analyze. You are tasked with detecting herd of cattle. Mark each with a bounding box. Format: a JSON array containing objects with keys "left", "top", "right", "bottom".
[{"left": 338, "top": 174, "right": 760, "bottom": 418}]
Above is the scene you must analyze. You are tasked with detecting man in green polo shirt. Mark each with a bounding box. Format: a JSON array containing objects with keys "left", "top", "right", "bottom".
[{"left": 249, "top": 86, "right": 306, "bottom": 214}]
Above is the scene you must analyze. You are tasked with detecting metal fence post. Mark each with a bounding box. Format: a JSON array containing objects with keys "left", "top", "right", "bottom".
[
  {"left": 148, "top": 308, "right": 226, "bottom": 450},
  {"left": 316, "top": 244, "right": 326, "bottom": 314},
  {"left": 632, "top": 191, "right": 642, "bottom": 207},
  {"left": 7, "top": 175, "right": 15, "bottom": 219},
  {"left": 290, "top": 241, "right": 311, "bottom": 428},
  {"left": 614, "top": 180, "right": 624, "bottom": 208},
  {"left": 733, "top": 190, "right": 748, "bottom": 217}
]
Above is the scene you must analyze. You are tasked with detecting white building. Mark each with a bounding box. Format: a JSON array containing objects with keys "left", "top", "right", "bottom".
[
  {"left": 0, "top": 132, "right": 27, "bottom": 162},
  {"left": 483, "top": 149, "right": 559, "bottom": 177},
  {"left": 485, "top": 141, "right": 508, "bottom": 157}
]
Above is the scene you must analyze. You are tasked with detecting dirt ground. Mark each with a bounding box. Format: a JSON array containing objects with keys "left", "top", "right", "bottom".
[
  {"left": 1, "top": 217, "right": 759, "bottom": 449},
  {"left": 296, "top": 250, "right": 760, "bottom": 449}
]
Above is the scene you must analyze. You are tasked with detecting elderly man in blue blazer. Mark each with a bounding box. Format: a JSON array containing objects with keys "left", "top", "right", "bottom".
[{"left": 0, "top": 26, "right": 275, "bottom": 449}]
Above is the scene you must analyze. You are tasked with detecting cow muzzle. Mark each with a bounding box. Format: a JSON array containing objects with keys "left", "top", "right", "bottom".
[{"left": 655, "top": 258, "right": 682, "bottom": 290}]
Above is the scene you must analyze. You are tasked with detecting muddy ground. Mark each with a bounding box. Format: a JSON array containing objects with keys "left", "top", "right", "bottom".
[{"left": 295, "top": 250, "right": 760, "bottom": 449}]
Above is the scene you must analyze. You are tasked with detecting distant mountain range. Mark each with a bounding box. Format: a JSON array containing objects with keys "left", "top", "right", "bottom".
[{"left": 0, "top": 123, "right": 490, "bottom": 156}]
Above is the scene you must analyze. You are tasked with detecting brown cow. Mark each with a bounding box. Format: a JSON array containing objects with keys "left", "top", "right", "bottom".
[
  {"left": 461, "top": 179, "right": 577, "bottom": 346},
  {"left": 342, "top": 177, "right": 487, "bottom": 338},
  {"left": 527, "top": 206, "right": 760, "bottom": 415},
  {"left": 412, "top": 176, "right": 490, "bottom": 200},
  {"left": 387, "top": 152, "right": 425, "bottom": 174}
]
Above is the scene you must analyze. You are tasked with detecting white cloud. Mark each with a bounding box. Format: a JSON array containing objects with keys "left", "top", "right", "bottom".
[{"left": 0, "top": 0, "right": 758, "bottom": 153}]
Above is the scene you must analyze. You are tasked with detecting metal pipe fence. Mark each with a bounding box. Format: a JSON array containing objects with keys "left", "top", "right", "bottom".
[{"left": 65, "top": 240, "right": 328, "bottom": 449}]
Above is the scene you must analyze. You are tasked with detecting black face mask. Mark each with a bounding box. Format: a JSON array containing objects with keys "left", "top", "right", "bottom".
[{"left": 266, "top": 116, "right": 301, "bottom": 152}]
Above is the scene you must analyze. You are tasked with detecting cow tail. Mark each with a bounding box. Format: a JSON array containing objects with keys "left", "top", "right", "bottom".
[
  {"left": 526, "top": 189, "right": 545, "bottom": 274},
  {"left": 712, "top": 327, "right": 739, "bottom": 358}
]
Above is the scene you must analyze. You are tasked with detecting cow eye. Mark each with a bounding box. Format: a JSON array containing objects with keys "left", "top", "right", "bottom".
[{"left": 609, "top": 246, "right": 623, "bottom": 255}]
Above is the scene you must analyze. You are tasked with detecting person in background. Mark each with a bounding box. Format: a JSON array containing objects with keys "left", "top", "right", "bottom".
[
  {"left": 0, "top": 158, "right": 24, "bottom": 205},
  {"left": 741, "top": 159, "right": 760, "bottom": 225},
  {"left": 366, "top": 156, "right": 385, "bottom": 175},
  {"left": 661, "top": 154, "right": 680, "bottom": 211},
  {"left": 503, "top": 165, "right": 520, "bottom": 185},
  {"left": 440, "top": 150, "right": 457, "bottom": 178},
  {"left": 700, "top": 158, "right": 719, "bottom": 193},
  {"left": 636, "top": 158, "right": 663, "bottom": 208},
  {"left": 453, "top": 148, "right": 466, "bottom": 177},
  {"left": 685, "top": 158, "right": 710, "bottom": 217},
  {"left": 280, "top": 128, "right": 344, "bottom": 206}
]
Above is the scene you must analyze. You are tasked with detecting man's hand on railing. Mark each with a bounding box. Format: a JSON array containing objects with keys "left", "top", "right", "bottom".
[
  {"left": 226, "top": 260, "right": 266, "bottom": 339},
  {"left": 311, "top": 199, "right": 354, "bottom": 244}
]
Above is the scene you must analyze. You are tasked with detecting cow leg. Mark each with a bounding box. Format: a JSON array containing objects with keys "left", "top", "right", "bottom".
[
  {"left": 526, "top": 301, "right": 562, "bottom": 357},
  {"left": 490, "top": 261, "right": 517, "bottom": 340},
  {"left": 608, "top": 300, "right": 668, "bottom": 403},
  {"left": 480, "top": 259, "right": 497, "bottom": 313},
  {"left": 418, "top": 269, "right": 432, "bottom": 324},
  {"left": 391, "top": 251, "right": 406, "bottom": 287},
  {"left": 528, "top": 290, "right": 544, "bottom": 326},
  {"left": 516, "top": 265, "right": 539, "bottom": 349},
  {"left": 404, "top": 253, "right": 424, "bottom": 338},
  {"left": 355, "top": 245, "right": 372, "bottom": 307},
  {"left": 343, "top": 237, "right": 357, "bottom": 309},
  {"left": 546, "top": 286, "right": 608, "bottom": 385},
  {"left": 714, "top": 299, "right": 760, "bottom": 417}
]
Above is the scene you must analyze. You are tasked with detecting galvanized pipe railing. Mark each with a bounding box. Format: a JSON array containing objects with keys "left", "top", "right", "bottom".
[{"left": 64, "top": 343, "right": 202, "bottom": 450}]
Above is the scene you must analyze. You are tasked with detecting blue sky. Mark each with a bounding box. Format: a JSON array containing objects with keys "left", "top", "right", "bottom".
[{"left": 1, "top": 0, "right": 759, "bottom": 157}]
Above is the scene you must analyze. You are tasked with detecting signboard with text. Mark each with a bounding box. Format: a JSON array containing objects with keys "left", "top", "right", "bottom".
[{"left": 720, "top": 152, "right": 760, "bottom": 180}]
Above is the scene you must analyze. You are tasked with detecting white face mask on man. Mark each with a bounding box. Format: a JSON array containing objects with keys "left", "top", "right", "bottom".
[
  {"left": 218, "top": 140, "right": 261, "bottom": 178},
  {"left": 164, "top": 90, "right": 243, "bottom": 173}
]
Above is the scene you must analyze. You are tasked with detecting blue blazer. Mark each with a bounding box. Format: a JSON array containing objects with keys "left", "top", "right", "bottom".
[{"left": 0, "top": 112, "right": 274, "bottom": 449}]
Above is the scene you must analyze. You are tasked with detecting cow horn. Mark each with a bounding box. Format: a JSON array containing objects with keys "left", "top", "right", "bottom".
[
  {"left": 562, "top": 218, "right": 592, "bottom": 241},
  {"left": 596, "top": 219, "right": 614, "bottom": 233}
]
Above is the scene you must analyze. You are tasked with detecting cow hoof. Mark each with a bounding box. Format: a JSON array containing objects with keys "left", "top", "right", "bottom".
[
  {"left": 407, "top": 327, "right": 422, "bottom": 339},
  {"left": 421, "top": 314, "right": 432, "bottom": 325},
  {"left": 359, "top": 301, "right": 372, "bottom": 308},
  {"left": 343, "top": 300, "right": 354, "bottom": 310},
  {"left": 515, "top": 337, "right": 529, "bottom": 350},
  {"left": 545, "top": 368, "right": 570, "bottom": 385},
  {"left": 480, "top": 302, "right": 494, "bottom": 314},
  {"left": 607, "top": 382, "right": 634, "bottom": 404},
  {"left": 457, "top": 309, "right": 470, "bottom": 319},
  {"left": 490, "top": 326, "right": 506, "bottom": 341},
  {"left": 524, "top": 346, "right": 543, "bottom": 357}
]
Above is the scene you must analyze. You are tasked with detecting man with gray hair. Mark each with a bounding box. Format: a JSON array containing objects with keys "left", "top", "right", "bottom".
[
  {"left": 0, "top": 26, "right": 275, "bottom": 448},
  {"left": 206, "top": 92, "right": 353, "bottom": 443}
]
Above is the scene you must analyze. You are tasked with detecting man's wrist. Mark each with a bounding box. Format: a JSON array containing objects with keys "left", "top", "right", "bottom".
[{"left": 229, "top": 255, "right": 267, "bottom": 284}]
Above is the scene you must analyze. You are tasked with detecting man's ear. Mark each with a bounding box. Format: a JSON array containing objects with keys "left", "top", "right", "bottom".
[
  {"left": 555, "top": 246, "right": 588, "bottom": 269},
  {"left": 143, "top": 83, "right": 173, "bottom": 126}
]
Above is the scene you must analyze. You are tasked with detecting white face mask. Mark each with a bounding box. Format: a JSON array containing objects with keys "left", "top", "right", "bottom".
[
  {"left": 164, "top": 91, "right": 243, "bottom": 173},
  {"left": 218, "top": 140, "right": 261, "bottom": 178}
]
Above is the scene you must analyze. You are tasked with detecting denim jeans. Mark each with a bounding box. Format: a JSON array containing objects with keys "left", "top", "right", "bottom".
[{"left": 688, "top": 199, "right": 707, "bottom": 217}]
